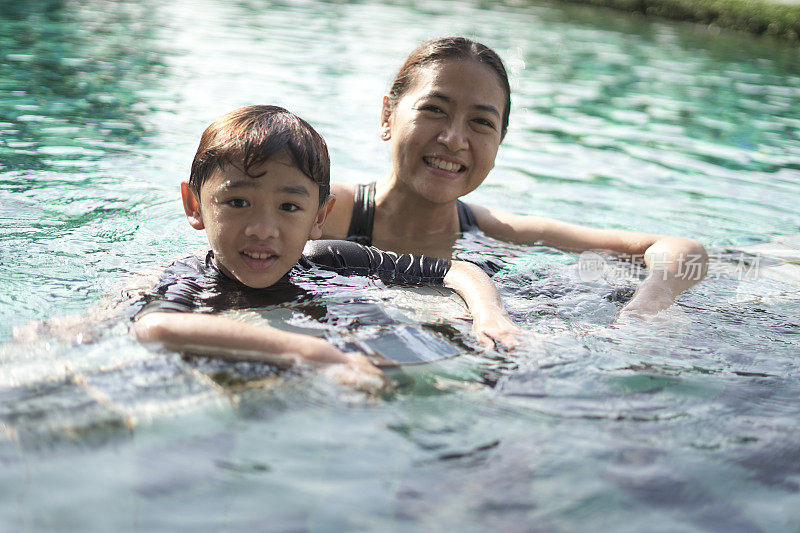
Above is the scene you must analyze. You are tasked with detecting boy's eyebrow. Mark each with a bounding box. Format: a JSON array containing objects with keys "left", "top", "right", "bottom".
[
  {"left": 216, "top": 179, "right": 311, "bottom": 197},
  {"left": 217, "top": 177, "right": 256, "bottom": 191},
  {"left": 425, "top": 91, "right": 501, "bottom": 118},
  {"left": 278, "top": 185, "right": 311, "bottom": 197}
]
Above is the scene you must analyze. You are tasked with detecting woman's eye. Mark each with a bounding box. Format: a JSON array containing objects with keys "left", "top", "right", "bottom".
[
  {"left": 280, "top": 203, "right": 300, "bottom": 212},
  {"left": 473, "top": 118, "right": 496, "bottom": 130},
  {"left": 227, "top": 199, "right": 249, "bottom": 208}
]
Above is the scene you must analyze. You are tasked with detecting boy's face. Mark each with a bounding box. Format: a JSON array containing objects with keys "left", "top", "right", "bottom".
[{"left": 182, "top": 151, "right": 333, "bottom": 288}]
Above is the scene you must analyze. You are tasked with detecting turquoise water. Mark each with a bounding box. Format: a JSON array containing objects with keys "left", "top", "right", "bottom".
[{"left": 2, "top": 0, "right": 800, "bottom": 530}]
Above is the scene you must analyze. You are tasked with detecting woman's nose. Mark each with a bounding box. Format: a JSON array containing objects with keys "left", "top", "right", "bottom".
[{"left": 437, "top": 121, "right": 468, "bottom": 152}]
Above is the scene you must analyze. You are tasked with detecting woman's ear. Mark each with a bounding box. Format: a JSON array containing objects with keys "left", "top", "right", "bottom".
[
  {"left": 181, "top": 181, "right": 205, "bottom": 230},
  {"left": 309, "top": 195, "right": 336, "bottom": 240},
  {"left": 379, "top": 95, "right": 392, "bottom": 141}
]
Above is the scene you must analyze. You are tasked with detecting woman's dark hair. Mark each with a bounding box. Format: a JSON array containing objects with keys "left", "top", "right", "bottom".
[
  {"left": 190, "top": 105, "right": 330, "bottom": 204},
  {"left": 387, "top": 36, "right": 511, "bottom": 136}
]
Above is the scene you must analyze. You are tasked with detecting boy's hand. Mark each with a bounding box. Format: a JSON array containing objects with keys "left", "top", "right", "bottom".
[
  {"left": 321, "top": 352, "right": 392, "bottom": 394},
  {"left": 136, "top": 313, "right": 391, "bottom": 393},
  {"left": 473, "top": 313, "right": 525, "bottom": 350},
  {"left": 298, "top": 339, "right": 392, "bottom": 393}
]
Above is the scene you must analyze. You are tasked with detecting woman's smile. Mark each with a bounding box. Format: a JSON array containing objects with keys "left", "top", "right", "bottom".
[
  {"left": 385, "top": 59, "right": 505, "bottom": 204},
  {"left": 423, "top": 155, "right": 467, "bottom": 175}
]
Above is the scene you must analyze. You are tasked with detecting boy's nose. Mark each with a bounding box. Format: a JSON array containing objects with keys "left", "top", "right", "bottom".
[
  {"left": 245, "top": 214, "right": 279, "bottom": 240},
  {"left": 437, "top": 121, "right": 468, "bottom": 152}
]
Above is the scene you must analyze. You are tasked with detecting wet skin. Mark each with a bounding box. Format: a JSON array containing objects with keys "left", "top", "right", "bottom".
[
  {"left": 320, "top": 52, "right": 708, "bottom": 320},
  {"left": 382, "top": 58, "right": 506, "bottom": 206},
  {"left": 183, "top": 152, "right": 332, "bottom": 289}
]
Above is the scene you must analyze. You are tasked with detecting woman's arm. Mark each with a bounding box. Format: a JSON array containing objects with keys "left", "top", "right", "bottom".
[
  {"left": 444, "top": 260, "right": 525, "bottom": 348},
  {"left": 304, "top": 240, "right": 524, "bottom": 349},
  {"left": 615, "top": 237, "right": 708, "bottom": 320},
  {"left": 471, "top": 204, "right": 708, "bottom": 318},
  {"left": 134, "top": 312, "right": 385, "bottom": 391}
]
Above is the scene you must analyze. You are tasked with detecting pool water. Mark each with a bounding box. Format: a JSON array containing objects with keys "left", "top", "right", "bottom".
[{"left": 2, "top": 0, "right": 800, "bottom": 530}]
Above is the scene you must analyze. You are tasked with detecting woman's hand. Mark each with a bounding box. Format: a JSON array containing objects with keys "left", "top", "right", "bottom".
[
  {"left": 614, "top": 279, "right": 676, "bottom": 323},
  {"left": 444, "top": 260, "right": 527, "bottom": 350},
  {"left": 472, "top": 312, "right": 525, "bottom": 350},
  {"left": 614, "top": 238, "right": 707, "bottom": 324}
]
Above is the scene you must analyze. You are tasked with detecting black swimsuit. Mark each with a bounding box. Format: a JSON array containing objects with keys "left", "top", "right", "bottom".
[
  {"left": 133, "top": 240, "right": 451, "bottom": 318},
  {"left": 345, "top": 182, "right": 480, "bottom": 246}
]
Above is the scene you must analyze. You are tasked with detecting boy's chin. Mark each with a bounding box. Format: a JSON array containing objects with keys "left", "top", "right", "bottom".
[
  {"left": 236, "top": 275, "right": 282, "bottom": 289},
  {"left": 215, "top": 256, "right": 284, "bottom": 288},
  {"left": 225, "top": 268, "right": 283, "bottom": 289}
]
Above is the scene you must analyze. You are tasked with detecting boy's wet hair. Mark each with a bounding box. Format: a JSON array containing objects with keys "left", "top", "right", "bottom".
[{"left": 190, "top": 105, "right": 330, "bottom": 204}]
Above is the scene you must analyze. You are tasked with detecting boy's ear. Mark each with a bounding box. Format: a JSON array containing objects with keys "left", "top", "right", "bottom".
[
  {"left": 308, "top": 195, "right": 336, "bottom": 240},
  {"left": 181, "top": 181, "right": 205, "bottom": 230},
  {"left": 379, "top": 95, "right": 392, "bottom": 141}
]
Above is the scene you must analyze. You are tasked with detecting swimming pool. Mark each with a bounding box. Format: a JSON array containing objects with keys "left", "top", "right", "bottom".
[{"left": 1, "top": 0, "right": 799, "bottom": 530}]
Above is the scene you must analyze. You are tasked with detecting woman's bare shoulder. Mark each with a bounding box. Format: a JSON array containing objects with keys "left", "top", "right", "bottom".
[{"left": 323, "top": 181, "right": 357, "bottom": 239}]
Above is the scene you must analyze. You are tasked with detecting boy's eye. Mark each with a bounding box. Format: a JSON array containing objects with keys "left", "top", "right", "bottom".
[
  {"left": 418, "top": 104, "right": 444, "bottom": 114},
  {"left": 280, "top": 202, "right": 300, "bottom": 212},
  {"left": 227, "top": 199, "right": 249, "bottom": 208}
]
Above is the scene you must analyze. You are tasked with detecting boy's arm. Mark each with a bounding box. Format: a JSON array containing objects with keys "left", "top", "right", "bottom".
[
  {"left": 134, "top": 312, "right": 385, "bottom": 391},
  {"left": 444, "top": 260, "right": 524, "bottom": 349}
]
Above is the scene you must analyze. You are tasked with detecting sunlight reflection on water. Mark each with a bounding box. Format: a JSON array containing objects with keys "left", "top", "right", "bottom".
[{"left": 1, "top": 0, "right": 800, "bottom": 530}]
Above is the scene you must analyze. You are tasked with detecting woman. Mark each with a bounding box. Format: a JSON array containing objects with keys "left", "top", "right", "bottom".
[{"left": 322, "top": 37, "right": 707, "bottom": 320}]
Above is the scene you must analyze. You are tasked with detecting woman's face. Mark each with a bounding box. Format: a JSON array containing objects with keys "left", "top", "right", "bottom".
[{"left": 382, "top": 59, "right": 506, "bottom": 205}]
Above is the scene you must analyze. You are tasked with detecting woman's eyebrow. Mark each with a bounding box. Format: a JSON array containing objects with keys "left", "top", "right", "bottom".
[
  {"left": 425, "top": 92, "right": 500, "bottom": 117},
  {"left": 474, "top": 103, "right": 501, "bottom": 117}
]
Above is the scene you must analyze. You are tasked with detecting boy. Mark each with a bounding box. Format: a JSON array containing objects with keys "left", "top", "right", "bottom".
[{"left": 133, "top": 105, "right": 521, "bottom": 389}]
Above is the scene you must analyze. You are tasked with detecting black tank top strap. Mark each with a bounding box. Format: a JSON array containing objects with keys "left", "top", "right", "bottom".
[
  {"left": 347, "top": 182, "right": 478, "bottom": 244},
  {"left": 345, "top": 182, "right": 376, "bottom": 246},
  {"left": 456, "top": 200, "right": 480, "bottom": 233}
]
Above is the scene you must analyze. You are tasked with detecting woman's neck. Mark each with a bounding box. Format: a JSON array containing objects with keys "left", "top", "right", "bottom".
[
  {"left": 370, "top": 176, "right": 460, "bottom": 257},
  {"left": 375, "top": 177, "right": 460, "bottom": 234}
]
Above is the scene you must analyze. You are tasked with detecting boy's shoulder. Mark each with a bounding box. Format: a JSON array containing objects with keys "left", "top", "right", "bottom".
[
  {"left": 160, "top": 252, "right": 213, "bottom": 278},
  {"left": 135, "top": 251, "right": 307, "bottom": 318},
  {"left": 150, "top": 251, "right": 219, "bottom": 294}
]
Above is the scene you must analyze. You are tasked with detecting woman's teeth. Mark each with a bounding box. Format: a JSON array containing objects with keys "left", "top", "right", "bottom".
[{"left": 425, "top": 157, "right": 464, "bottom": 172}]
